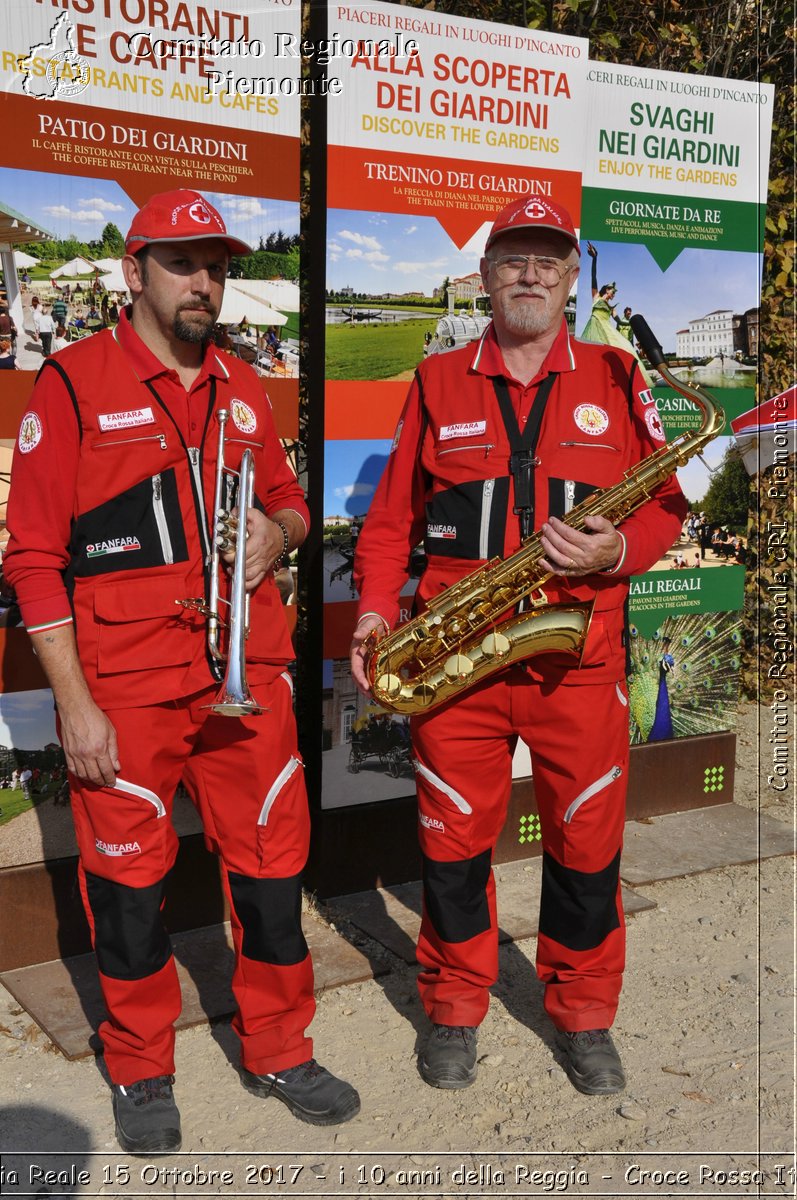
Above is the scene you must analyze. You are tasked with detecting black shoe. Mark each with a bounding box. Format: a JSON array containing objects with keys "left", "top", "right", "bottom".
[
  {"left": 241, "top": 1059, "right": 360, "bottom": 1126},
  {"left": 112, "top": 1075, "right": 181, "bottom": 1155},
  {"left": 556, "top": 1028, "right": 626, "bottom": 1095},
  {"left": 419, "top": 1024, "right": 478, "bottom": 1090}
]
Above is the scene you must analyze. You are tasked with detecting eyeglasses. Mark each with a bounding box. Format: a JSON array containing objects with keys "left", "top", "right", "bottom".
[{"left": 488, "top": 254, "right": 575, "bottom": 286}]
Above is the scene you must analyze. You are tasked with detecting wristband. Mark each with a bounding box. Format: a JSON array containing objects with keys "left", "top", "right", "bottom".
[{"left": 274, "top": 521, "right": 290, "bottom": 569}]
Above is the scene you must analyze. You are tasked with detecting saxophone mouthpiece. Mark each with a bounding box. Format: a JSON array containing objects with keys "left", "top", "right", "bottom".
[{"left": 629, "top": 315, "right": 665, "bottom": 368}]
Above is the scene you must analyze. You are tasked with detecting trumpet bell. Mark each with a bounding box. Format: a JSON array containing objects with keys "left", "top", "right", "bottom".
[{"left": 204, "top": 684, "right": 265, "bottom": 717}]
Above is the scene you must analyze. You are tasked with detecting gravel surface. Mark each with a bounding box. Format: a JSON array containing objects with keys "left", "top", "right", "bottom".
[{"left": 1, "top": 701, "right": 793, "bottom": 1197}]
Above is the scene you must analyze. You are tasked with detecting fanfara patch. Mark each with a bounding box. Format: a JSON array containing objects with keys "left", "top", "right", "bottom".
[
  {"left": 573, "top": 404, "right": 610, "bottom": 436},
  {"left": 645, "top": 407, "right": 666, "bottom": 442},
  {"left": 18, "top": 411, "right": 43, "bottom": 454},
  {"left": 230, "top": 399, "right": 257, "bottom": 434},
  {"left": 390, "top": 419, "right": 404, "bottom": 454},
  {"left": 427, "top": 523, "right": 457, "bottom": 539},
  {"left": 98, "top": 407, "right": 156, "bottom": 432},
  {"left": 96, "top": 839, "right": 142, "bottom": 857},
  {"left": 419, "top": 812, "right": 445, "bottom": 833},
  {"left": 86, "top": 537, "right": 142, "bottom": 558},
  {"left": 439, "top": 420, "right": 487, "bottom": 441}
]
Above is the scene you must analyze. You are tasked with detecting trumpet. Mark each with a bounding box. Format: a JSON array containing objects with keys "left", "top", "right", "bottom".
[{"left": 179, "top": 409, "right": 263, "bottom": 717}]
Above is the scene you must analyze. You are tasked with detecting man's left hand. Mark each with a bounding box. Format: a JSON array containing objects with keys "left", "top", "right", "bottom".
[{"left": 539, "top": 514, "right": 622, "bottom": 577}]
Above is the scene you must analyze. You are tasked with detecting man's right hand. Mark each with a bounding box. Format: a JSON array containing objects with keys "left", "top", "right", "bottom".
[
  {"left": 350, "top": 614, "right": 386, "bottom": 696},
  {"left": 57, "top": 697, "right": 120, "bottom": 787}
]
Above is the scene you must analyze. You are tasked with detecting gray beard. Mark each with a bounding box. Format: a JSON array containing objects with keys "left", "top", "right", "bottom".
[{"left": 498, "top": 298, "right": 553, "bottom": 336}]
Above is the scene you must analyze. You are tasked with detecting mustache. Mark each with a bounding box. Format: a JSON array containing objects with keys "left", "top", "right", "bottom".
[
  {"left": 507, "top": 287, "right": 548, "bottom": 301},
  {"left": 178, "top": 300, "right": 215, "bottom": 314}
]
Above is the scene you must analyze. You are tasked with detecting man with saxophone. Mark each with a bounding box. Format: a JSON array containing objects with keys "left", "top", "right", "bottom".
[
  {"left": 350, "top": 197, "right": 686, "bottom": 1096},
  {"left": 5, "top": 190, "right": 359, "bottom": 1152}
]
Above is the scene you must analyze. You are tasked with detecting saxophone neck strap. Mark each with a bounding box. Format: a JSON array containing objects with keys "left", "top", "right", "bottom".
[{"left": 492, "top": 372, "right": 557, "bottom": 539}]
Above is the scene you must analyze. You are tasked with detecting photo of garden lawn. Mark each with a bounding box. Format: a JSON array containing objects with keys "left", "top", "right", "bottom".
[{"left": 325, "top": 318, "right": 432, "bottom": 381}]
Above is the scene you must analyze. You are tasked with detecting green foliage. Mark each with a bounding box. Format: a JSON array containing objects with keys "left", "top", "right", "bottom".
[
  {"left": 59, "top": 236, "right": 91, "bottom": 262},
  {"left": 97, "top": 222, "right": 125, "bottom": 258},
  {"left": 231, "top": 249, "right": 298, "bottom": 281},
  {"left": 700, "top": 449, "right": 752, "bottom": 532}
]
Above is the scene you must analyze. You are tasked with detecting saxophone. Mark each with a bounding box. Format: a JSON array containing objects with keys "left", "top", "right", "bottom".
[{"left": 365, "top": 316, "right": 725, "bottom": 716}]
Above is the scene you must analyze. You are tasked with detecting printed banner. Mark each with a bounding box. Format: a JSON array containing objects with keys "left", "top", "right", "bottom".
[
  {"left": 321, "top": 2, "right": 588, "bottom": 808},
  {"left": 576, "top": 65, "right": 773, "bottom": 744}
]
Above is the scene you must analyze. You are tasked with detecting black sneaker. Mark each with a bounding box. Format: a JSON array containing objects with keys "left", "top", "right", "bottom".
[
  {"left": 556, "top": 1028, "right": 626, "bottom": 1095},
  {"left": 112, "top": 1075, "right": 182, "bottom": 1155},
  {"left": 241, "top": 1059, "right": 360, "bottom": 1126},
  {"left": 419, "top": 1024, "right": 478, "bottom": 1089}
]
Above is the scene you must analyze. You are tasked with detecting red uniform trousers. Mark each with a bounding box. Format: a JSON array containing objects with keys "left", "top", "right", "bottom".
[
  {"left": 67, "top": 672, "right": 314, "bottom": 1085},
  {"left": 410, "top": 670, "right": 630, "bottom": 1032}
]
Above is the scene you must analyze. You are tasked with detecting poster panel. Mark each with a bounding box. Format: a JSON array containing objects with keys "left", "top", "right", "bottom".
[
  {"left": 577, "top": 65, "right": 773, "bottom": 744},
  {"left": 0, "top": 0, "right": 300, "bottom": 861},
  {"left": 322, "top": 1, "right": 588, "bottom": 807}
]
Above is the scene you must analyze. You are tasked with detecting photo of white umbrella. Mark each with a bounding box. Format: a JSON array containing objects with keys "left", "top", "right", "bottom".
[
  {"left": 220, "top": 281, "right": 288, "bottom": 326},
  {"left": 50, "top": 256, "right": 99, "bottom": 278}
]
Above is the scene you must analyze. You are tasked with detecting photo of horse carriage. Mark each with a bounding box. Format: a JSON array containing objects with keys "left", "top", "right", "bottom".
[{"left": 348, "top": 714, "right": 412, "bottom": 778}]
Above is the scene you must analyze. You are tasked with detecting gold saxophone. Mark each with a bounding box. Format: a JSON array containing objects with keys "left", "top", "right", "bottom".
[{"left": 365, "top": 317, "right": 725, "bottom": 716}]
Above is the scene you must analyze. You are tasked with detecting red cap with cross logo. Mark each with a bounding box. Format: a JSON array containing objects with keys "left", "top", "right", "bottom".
[
  {"left": 485, "top": 197, "right": 580, "bottom": 256},
  {"left": 125, "top": 189, "right": 251, "bottom": 257}
]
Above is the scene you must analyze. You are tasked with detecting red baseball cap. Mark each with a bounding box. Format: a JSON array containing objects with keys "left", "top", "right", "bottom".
[
  {"left": 485, "top": 197, "right": 580, "bottom": 256},
  {"left": 125, "top": 189, "right": 251, "bottom": 257}
]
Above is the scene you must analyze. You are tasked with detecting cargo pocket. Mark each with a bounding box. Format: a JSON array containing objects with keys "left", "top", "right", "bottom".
[
  {"left": 76, "top": 775, "right": 171, "bottom": 883},
  {"left": 94, "top": 573, "right": 194, "bottom": 676},
  {"left": 256, "top": 754, "right": 310, "bottom": 877},
  {"left": 412, "top": 758, "right": 475, "bottom": 858}
]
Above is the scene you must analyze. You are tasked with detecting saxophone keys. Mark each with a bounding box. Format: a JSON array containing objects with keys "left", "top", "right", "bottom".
[
  {"left": 444, "top": 654, "right": 474, "bottom": 682},
  {"left": 376, "top": 673, "right": 403, "bottom": 701},
  {"left": 412, "top": 682, "right": 437, "bottom": 707},
  {"left": 481, "top": 631, "right": 511, "bottom": 660}
]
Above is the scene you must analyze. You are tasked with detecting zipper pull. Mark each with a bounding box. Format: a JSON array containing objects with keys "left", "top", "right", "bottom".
[
  {"left": 564, "top": 480, "right": 576, "bottom": 513},
  {"left": 158, "top": 434, "right": 167, "bottom": 450}
]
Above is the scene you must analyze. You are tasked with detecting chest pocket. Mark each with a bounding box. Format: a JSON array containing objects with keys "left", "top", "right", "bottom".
[
  {"left": 69, "top": 468, "right": 189, "bottom": 578},
  {"left": 547, "top": 477, "right": 599, "bottom": 522},
  {"left": 425, "top": 477, "right": 510, "bottom": 561},
  {"left": 546, "top": 437, "right": 625, "bottom": 520},
  {"left": 434, "top": 438, "right": 496, "bottom": 468}
]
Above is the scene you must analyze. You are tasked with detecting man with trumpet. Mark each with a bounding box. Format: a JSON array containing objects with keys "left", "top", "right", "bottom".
[
  {"left": 350, "top": 197, "right": 686, "bottom": 1097},
  {"left": 5, "top": 190, "right": 359, "bottom": 1153}
]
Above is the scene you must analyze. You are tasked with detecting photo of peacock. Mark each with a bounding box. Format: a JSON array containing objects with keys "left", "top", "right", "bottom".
[{"left": 626, "top": 612, "right": 743, "bottom": 745}]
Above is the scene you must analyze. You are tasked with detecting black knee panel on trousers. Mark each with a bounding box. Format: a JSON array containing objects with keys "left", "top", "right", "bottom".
[
  {"left": 84, "top": 870, "right": 171, "bottom": 981},
  {"left": 227, "top": 871, "right": 308, "bottom": 965},
  {"left": 539, "top": 849, "right": 621, "bottom": 952},
  {"left": 422, "top": 850, "right": 492, "bottom": 944}
]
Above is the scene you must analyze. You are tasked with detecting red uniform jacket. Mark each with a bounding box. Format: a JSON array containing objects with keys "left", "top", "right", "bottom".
[
  {"left": 354, "top": 322, "right": 686, "bottom": 685},
  {"left": 5, "top": 316, "right": 308, "bottom": 708}
]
